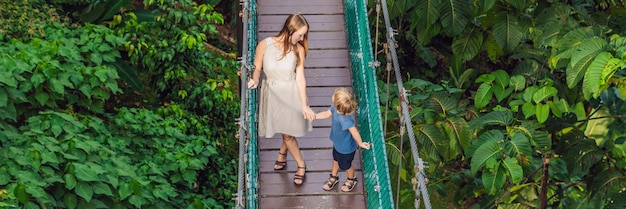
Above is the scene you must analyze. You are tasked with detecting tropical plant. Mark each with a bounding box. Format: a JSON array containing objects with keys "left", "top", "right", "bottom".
[
  {"left": 374, "top": 0, "right": 626, "bottom": 208},
  {"left": 0, "top": 0, "right": 239, "bottom": 208}
]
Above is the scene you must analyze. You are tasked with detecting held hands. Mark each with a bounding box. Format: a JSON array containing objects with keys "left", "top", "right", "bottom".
[
  {"left": 359, "top": 142, "right": 371, "bottom": 150},
  {"left": 302, "top": 106, "right": 316, "bottom": 121}
]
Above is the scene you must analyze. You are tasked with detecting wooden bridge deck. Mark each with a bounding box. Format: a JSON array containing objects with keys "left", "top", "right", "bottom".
[{"left": 255, "top": 0, "right": 367, "bottom": 208}]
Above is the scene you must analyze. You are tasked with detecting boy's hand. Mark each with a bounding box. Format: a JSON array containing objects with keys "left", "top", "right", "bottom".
[{"left": 359, "top": 142, "right": 371, "bottom": 150}]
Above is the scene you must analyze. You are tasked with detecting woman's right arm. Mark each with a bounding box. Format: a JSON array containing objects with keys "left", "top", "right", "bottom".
[{"left": 248, "top": 39, "right": 266, "bottom": 88}]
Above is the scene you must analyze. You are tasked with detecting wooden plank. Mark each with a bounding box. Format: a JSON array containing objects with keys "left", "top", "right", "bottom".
[
  {"left": 259, "top": 171, "right": 365, "bottom": 196},
  {"left": 260, "top": 195, "right": 366, "bottom": 209},
  {"left": 258, "top": 21, "right": 345, "bottom": 32},
  {"left": 258, "top": 6, "right": 344, "bottom": 15},
  {"left": 258, "top": 0, "right": 343, "bottom": 6},
  {"left": 258, "top": 14, "right": 344, "bottom": 24},
  {"left": 307, "top": 76, "right": 352, "bottom": 86},
  {"left": 308, "top": 49, "right": 349, "bottom": 59},
  {"left": 306, "top": 68, "right": 350, "bottom": 78},
  {"left": 305, "top": 58, "right": 350, "bottom": 68}
]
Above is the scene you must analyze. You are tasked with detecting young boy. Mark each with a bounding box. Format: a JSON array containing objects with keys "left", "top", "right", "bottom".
[{"left": 316, "top": 87, "right": 371, "bottom": 192}]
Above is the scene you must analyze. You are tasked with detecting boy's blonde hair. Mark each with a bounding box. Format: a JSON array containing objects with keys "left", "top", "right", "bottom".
[{"left": 333, "top": 87, "right": 356, "bottom": 115}]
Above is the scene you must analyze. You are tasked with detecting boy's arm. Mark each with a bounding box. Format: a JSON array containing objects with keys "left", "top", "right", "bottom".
[
  {"left": 315, "top": 109, "right": 332, "bottom": 120},
  {"left": 348, "top": 127, "right": 370, "bottom": 149}
]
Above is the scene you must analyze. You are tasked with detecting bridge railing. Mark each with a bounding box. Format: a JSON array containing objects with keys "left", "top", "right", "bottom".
[
  {"left": 236, "top": 0, "right": 259, "bottom": 208},
  {"left": 343, "top": 0, "right": 395, "bottom": 208}
]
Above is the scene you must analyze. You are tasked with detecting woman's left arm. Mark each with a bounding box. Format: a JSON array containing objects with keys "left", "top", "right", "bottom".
[{"left": 295, "top": 45, "right": 315, "bottom": 121}]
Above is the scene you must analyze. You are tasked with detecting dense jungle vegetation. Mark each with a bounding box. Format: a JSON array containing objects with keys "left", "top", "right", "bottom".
[
  {"left": 374, "top": 0, "right": 626, "bottom": 208},
  {"left": 0, "top": 0, "right": 240, "bottom": 208}
]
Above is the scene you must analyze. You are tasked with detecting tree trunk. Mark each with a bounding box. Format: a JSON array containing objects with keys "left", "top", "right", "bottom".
[{"left": 539, "top": 155, "right": 551, "bottom": 209}]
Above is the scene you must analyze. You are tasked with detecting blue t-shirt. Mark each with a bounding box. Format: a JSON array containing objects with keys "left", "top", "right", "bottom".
[{"left": 329, "top": 105, "right": 358, "bottom": 154}]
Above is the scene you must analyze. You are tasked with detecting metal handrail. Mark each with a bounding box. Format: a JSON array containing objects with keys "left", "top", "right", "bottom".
[{"left": 378, "top": 0, "right": 432, "bottom": 208}]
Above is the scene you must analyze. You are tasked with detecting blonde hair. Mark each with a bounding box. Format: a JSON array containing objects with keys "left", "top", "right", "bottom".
[
  {"left": 333, "top": 87, "right": 356, "bottom": 115},
  {"left": 276, "top": 14, "right": 309, "bottom": 64}
]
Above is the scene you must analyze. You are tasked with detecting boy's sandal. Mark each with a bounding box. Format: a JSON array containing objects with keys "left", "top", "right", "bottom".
[
  {"left": 273, "top": 152, "right": 287, "bottom": 170},
  {"left": 322, "top": 174, "right": 339, "bottom": 191},
  {"left": 341, "top": 177, "right": 358, "bottom": 192},
  {"left": 293, "top": 166, "right": 306, "bottom": 185}
]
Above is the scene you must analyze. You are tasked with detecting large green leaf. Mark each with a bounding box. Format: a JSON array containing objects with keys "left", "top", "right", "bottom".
[
  {"left": 492, "top": 70, "right": 510, "bottom": 88},
  {"left": 474, "top": 83, "right": 493, "bottom": 109},
  {"left": 469, "top": 109, "right": 513, "bottom": 129},
  {"left": 485, "top": 34, "right": 505, "bottom": 62},
  {"left": 417, "top": 124, "right": 447, "bottom": 162},
  {"left": 386, "top": 0, "right": 417, "bottom": 20},
  {"left": 532, "top": 86, "right": 558, "bottom": 103},
  {"left": 75, "top": 182, "right": 93, "bottom": 202},
  {"left": 424, "top": 91, "right": 458, "bottom": 115},
  {"left": 74, "top": 163, "right": 99, "bottom": 182},
  {"left": 566, "top": 53, "right": 598, "bottom": 88},
  {"left": 583, "top": 52, "right": 620, "bottom": 99},
  {"left": 522, "top": 131, "right": 552, "bottom": 153},
  {"left": 502, "top": 157, "right": 523, "bottom": 184},
  {"left": 440, "top": 0, "right": 468, "bottom": 36},
  {"left": 467, "top": 129, "right": 503, "bottom": 156},
  {"left": 471, "top": 139, "right": 501, "bottom": 175},
  {"left": 415, "top": 0, "right": 442, "bottom": 25},
  {"left": 477, "top": 0, "right": 496, "bottom": 13},
  {"left": 509, "top": 75, "right": 526, "bottom": 91},
  {"left": 535, "top": 102, "right": 550, "bottom": 123},
  {"left": 452, "top": 25, "right": 483, "bottom": 62},
  {"left": 570, "top": 37, "right": 607, "bottom": 68},
  {"left": 445, "top": 116, "right": 471, "bottom": 152},
  {"left": 492, "top": 11, "right": 523, "bottom": 52},
  {"left": 504, "top": 133, "right": 532, "bottom": 158},
  {"left": 482, "top": 162, "right": 506, "bottom": 195},
  {"left": 554, "top": 27, "right": 597, "bottom": 59}
]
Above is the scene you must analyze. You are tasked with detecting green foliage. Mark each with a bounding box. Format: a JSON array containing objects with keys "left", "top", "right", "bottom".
[
  {"left": 0, "top": 0, "right": 239, "bottom": 208},
  {"left": 0, "top": 105, "right": 229, "bottom": 208},
  {"left": 0, "top": 0, "right": 74, "bottom": 41},
  {"left": 0, "top": 23, "right": 124, "bottom": 122},
  {"left": 376, "top": 0, "right": 626, "bottom": 208}
]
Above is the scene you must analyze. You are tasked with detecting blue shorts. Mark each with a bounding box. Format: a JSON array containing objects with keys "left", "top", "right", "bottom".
[{"left": 333, "top": 148, "right": 356, "bottom": 170}]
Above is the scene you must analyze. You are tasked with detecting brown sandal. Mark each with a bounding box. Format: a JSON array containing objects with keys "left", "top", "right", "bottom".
[
  {"left": 322, "top": 174, "right": 339, "bottom": 191},
  {"left": 293, "top": 166, "right": 306, "bottom": 185},
  {"left": 341, "top": 177, "right": 358, "bottom": 192},
  {"left": 273, "top": 152, "right": 287, "bottom": 170}
]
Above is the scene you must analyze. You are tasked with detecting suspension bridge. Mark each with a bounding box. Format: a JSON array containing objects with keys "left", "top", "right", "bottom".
[{"left": 235, "top": 0, "right": 431, "bottom": 208}]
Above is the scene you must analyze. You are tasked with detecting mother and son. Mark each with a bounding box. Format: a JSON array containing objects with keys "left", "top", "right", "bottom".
[{"left": 247, "top": 14, "right": 370, "bottom": 192}]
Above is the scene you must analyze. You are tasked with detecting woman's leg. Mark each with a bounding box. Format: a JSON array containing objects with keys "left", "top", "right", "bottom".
[
  {"left": 282, "top": 134, "right": 306, "bottom": 184},
  {"left": 274, "top": 142, "right": 288, "bottom": 170}
]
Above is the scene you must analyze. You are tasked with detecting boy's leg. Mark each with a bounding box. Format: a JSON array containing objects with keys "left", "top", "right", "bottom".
[
  {"left": 346, "top": 163, "right": 355, "bottom": 179},
  {"left": 332, "top": 160, "right": 340, "bottom": 176}
]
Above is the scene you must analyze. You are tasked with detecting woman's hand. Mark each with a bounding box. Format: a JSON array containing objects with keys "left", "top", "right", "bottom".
[
  {"left": 302, "top": 106, "right": 316, "bottom": 121},
  {"left": 247, "top": 79, "right": 259, "bottom": 89}
]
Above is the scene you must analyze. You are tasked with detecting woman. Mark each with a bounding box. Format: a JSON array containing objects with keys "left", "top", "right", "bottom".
[{"left": 247, "top": 14, "right": 316, "bottom": 185}]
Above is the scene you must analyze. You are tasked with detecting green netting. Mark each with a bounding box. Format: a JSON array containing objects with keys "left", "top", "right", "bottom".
[
  {"left": 343, "top": 0, "right": 395, "bottom": 208},
  {"left": 244, "top": 0, "right": 259, "bottom": 208}
]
